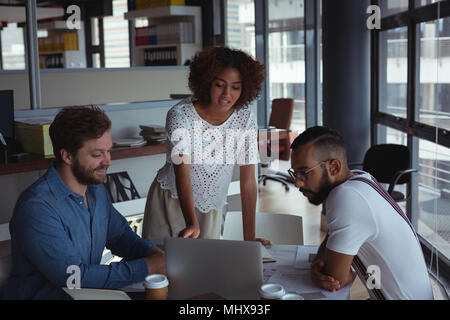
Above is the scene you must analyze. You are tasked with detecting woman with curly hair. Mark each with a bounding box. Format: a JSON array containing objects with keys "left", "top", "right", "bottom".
[{"left": 142, "top": 46, "right": 270, "bottom": 246}]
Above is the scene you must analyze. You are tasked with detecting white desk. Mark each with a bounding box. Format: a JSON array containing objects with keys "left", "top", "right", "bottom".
[
  {"left": 264, "top": 245, "right": 352, "bottom": 300},
  {"left": 121, "top": 244, "right": 353, "bottom": 300},
  {"left": 112, "top": 198, "right": 147, "bottom": 218}
]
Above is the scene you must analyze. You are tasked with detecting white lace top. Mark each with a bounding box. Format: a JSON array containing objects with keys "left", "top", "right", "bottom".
[{"left": 156, "top": 97, "right": 258, "bottom": 213}]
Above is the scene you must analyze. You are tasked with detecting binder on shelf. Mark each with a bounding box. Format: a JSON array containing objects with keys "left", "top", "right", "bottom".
[
  {"left": 144, "top": 46, "right": 177, "bottom": 66},
  {"left": 135, "top": 0, "right": 185, "bottom": 10},
  {"left": 149, "top": 25, "right": 157, "bottom": 45},
  {"left": 134, "top": 22, "right": 193, "bottom": 46},
  {"left": 44, "top": 53, "right": 63, "bottom": 68},
  {"left": 38, "top": 32, "right": 78, "bottom": 53}
]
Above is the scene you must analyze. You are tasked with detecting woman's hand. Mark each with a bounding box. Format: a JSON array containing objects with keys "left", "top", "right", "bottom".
[
  {"left": 255, "top": 238, "right": 272, "bottom": 246},
  {"left": 178, "top": 223, "right": 200, "bottom": 239},
  {"left": 173, "top": 162, "right": 200, "bottom": 240}
]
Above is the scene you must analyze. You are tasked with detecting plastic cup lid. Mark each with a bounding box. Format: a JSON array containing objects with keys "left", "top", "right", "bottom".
[
  {"left": 259, "top": 283, "right": 286, "bottom": 299},
  {"left": 281, "top": 293, "right": 304, "bottom": 300},
  {"left": 144, "top": 274, "right": 169, "bottom": 289}
]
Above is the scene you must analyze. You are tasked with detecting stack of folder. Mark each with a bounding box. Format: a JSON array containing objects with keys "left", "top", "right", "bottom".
[
  {"left": 113, "top": 138, "right": 146, "bottom": 147},
  {"left": 139, "top": 125, "right": 167, "bottom": 144}
]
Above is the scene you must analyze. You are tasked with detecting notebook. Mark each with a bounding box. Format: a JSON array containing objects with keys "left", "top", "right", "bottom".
[
  {"left": 164, "top": 237, "right": 263, "bottom": 300},
  {"left": 62, "top": 288, "right": 131, "bottom": 300},
  {"left": 261, "top": 245, "right": 276, "bottom": 263}
]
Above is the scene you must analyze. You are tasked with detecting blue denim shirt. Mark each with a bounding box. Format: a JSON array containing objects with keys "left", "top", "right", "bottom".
[{"left": 3, "top": 163, "right": 156, "bottom": 299}]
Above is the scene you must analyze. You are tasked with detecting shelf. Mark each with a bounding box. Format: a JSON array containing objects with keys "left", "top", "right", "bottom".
[
  {"left": 0, "top": 143, "right": 166, "bottom": 176},
  {"left": 125, "top": 5, "right": 202, "bottom": 56},
  {"left": 134, "top": 43, "right": 196, "bottom": 49},
  {"left": 37, "top": 20, "right": 69, "bottom": 30},
  {"left": 37, "top": 21, "right": 86, "bottom": 69},
  {"left": 39, "top": 51, "right": 77, "bottom": 55},
  {"left": 124, "top": 5, "right": 201, "bottom": 20},
  {"left": 0, "top": 6, "right": 64, "bottom": 23}
]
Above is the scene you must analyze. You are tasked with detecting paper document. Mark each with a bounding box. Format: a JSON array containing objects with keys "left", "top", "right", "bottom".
[
  {"left": 294, "top": 245, "right": 318, "bottom": 269},
  {"left": 267, "top": 266, "right": 350, "bottom": 300},
  {"left": 269, "top": 266, "right": 319, "bottom": 294},
  {"left": 264, "top": 245, "right": 351, "bottom": 300},
  {"left": 265, "top": 247, "right": 297, "bottom": 266}
]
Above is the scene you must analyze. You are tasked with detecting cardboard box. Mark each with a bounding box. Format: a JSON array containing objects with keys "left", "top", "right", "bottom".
[{"left": 15, "top": 121, "right": 54, "bottom": 157}]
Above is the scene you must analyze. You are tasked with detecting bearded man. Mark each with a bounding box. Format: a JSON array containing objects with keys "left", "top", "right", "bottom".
[
  {"left": 3, "top": 106, "right": 165, "bottom": 299},
  {"left": 289, "top": 126, "right": 433, "bottom": 300}
]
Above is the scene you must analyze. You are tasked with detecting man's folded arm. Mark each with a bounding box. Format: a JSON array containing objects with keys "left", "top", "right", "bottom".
[
  {"left": 106, "top": 204, "right": 157, "bottom": 260},
  {"left": 323, "top": 248, "right": 355, "bottom": 288}
]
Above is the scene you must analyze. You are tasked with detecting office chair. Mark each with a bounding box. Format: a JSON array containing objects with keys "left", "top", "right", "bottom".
[
  {"left": 223, "top": 211, "right": 304, "bottom": 245},
  {"left": 258, "top": 98, "right": 295, "bottom": 191},
  {"left": 349, "top": 144, "right": 417, "bottom": 202}
]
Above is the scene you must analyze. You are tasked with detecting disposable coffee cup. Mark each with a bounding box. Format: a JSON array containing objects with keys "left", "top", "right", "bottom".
[
  {"left": 259, "top": 283, "right": 285, "bottom": 300},
  {"left": 144, "top": 274, "right": 169, "bottom": 300},
  {"left": 281, "top": 293, "right": 304, "bottom": 300}
]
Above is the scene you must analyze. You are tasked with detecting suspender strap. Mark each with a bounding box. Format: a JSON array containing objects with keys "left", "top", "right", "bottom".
[
  {"left": 351, "top": 176, "right": 415, "bottom": 234},
  {"left": 349, "top": 175, "right": 417, "bottom": 300},
  {"left": 352, "top": 255, "right": 386, "bottom": 300}
]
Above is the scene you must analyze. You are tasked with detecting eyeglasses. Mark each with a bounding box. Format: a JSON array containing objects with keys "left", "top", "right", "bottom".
[{"left": 288, "top": 159, "right": 332, "bottom": 182}]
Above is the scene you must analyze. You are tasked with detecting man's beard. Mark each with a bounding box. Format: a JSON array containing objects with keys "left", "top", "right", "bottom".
[
  {"left": 72, "top": 157, "right": 108, "bottom": 185},
  {"left": 300, "top": 167, "right": 333, "bottom": 205}
]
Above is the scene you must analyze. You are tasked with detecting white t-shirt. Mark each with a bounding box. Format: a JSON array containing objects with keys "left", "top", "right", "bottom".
[
  {"left": 325, "top": 171, "right": 433, "bottom": 300},
  {"left": 157, "top": 97, "right": 258, "bottom": 213}
]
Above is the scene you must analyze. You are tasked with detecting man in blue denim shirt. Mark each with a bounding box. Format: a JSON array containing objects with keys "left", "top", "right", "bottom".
[{"left": 3, "top": 106, "right": 165, "bottom": 299}]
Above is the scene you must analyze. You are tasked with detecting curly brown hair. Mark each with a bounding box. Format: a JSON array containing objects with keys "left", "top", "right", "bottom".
[
  {"left": 188, "top": 46, "right": 266, "bottom": 109},
  {"left": 49, "top": 105, "right": 111, "bottom": 163}
]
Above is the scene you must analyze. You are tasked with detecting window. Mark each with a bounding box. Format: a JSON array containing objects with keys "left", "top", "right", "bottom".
[
  {"left": 376, "top": 125, "right": 408, "bottom": 211},
  {"left": 379, "top": 27, "right": 408, "bottom": 118},
  {"left": 0, "top": 23, "right": 25, "bottom": 70},
  {"left": 415, "top": 139, "right": 450, "bottom": 260},
  {"left": 377, "top": 124, "right": 407, "bottom": 145},
  {"left": 226, "top": 0, "right": 255, "bottom": 57},
  {"left": 104, "top": 0, "right": 130, "bottom": 68},
  {"left": 417, "top": 18, "right": 450, "bottom": 129},
  {"left": 380, "top": 0, "right": 409, "bottom": 18},
  {"left": 91, "top": 17, "right": 101, "bottom": 46},
  {"left": 268, "top": 0, "right": 305, "bottom": 133},
  {"left": 374, "top": 0, "right": 450, "bottom": 290},
  {"left": 416, "top": 0, "right": 445, "bottom": 8}
]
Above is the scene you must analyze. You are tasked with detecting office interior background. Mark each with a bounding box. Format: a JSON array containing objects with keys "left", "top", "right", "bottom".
[{"left": 0, "top": 0, "right": 448, "bottom": 299}]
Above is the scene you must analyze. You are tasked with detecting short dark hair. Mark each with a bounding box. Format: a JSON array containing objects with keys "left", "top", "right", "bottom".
[
  {"left": 188, "top": 46, "right": 266, "bottom": 109},
  {"left": 291, "top": 126, "right": 347, "bottom": 162},
  {"left": 49, "top": 106, "right": 111, "bottom": 163}
]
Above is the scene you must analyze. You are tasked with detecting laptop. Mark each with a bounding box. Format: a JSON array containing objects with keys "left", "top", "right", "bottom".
[{"left": 164, "top": 237, "right": 263, "bottom": 300}]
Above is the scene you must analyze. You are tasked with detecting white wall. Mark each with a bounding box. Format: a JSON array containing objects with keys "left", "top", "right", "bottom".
[
  {"left": 0, "top": 171, "right": 45, "bottom": 224},
  {"left": 0, "top": 67, "right": 190, "bottom": 110},
  {"left": 0, "top": 103, "right": 172, "bottom": 224}
]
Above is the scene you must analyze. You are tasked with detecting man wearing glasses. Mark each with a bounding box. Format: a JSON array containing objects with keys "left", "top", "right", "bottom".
[{"left": 289, "top": 126, "right": 432, "bottom": 300}]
